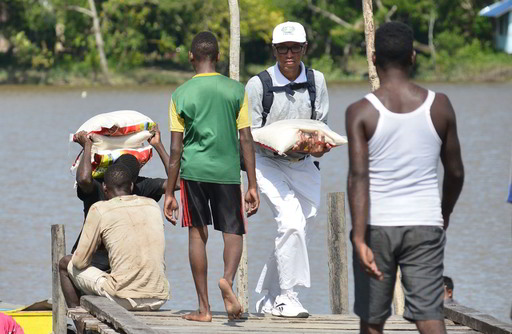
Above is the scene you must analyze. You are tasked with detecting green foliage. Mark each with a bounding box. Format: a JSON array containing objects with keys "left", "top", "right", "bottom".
[
  {"left": 435, "top": 29, "right": 466, "bottom": 56},
  {"left": 10, "top": 31, "right": 53, "bottom": 68},
  {"left": 0, "top": 0, "right": 509, "bottom": 83},
  {"left": 310, "top": 54, "right": 342, "bottom": 81},
  {"left": 10, "top": 31, "right": 36, "bottom": 66}
]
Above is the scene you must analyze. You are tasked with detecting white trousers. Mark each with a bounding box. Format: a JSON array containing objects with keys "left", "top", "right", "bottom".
[{"left": 255, "top": 154, "right": 321, "bottom": 295}]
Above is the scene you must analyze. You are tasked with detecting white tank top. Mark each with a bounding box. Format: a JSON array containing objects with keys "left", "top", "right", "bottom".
[{"left": 365, "top": 90, "right": 443, "bottom": 226}]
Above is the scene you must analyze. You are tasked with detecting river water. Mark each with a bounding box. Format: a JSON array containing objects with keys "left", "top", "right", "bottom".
[{"left": 0, "top": 83, "right": 511, "bottom": 323}]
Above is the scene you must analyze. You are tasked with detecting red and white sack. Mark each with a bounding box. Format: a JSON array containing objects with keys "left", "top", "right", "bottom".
[
  {"left": 89, "top": 146, "right": 153, "bottom": 179},
  {"left": 70, "top": 110, "right": 156, "bottom": 178},
  {"left": 74, "top": 110, "right": 156, "bottom": 137}
]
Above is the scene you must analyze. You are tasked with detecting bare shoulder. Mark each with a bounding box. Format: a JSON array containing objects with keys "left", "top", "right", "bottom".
[
  {"left": 346, "top": 97, "right": 374, "bottom": 118},
  {"left": 431, "top": 92, "right": 455, "bottom": 116},
  {"left": 430, "top": 91, "right": 458, "bottom": 140},
  {"left": 346, "top": 97, "right": 378, "bottom": 129}
]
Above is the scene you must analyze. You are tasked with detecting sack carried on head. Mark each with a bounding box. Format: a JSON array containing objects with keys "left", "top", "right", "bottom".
[
  {"left": 90, "top": 146, "right": 153, "bottom": 179},
  {"left": 251, "top": 119, "right": 348, "bottom": 155},
  {"left": 70, "top": 110, "right": 155, "bottom": 178},
  {"left": 74, "top": 110, "right": 156, "bottom": 137}
]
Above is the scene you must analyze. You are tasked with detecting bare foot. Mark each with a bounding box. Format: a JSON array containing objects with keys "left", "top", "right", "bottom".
[
  {"left": 218, "top": 278, "right": 242, "bottom": 320},
  {"left": 181, "top": 310, "right": 212, "bottom": 322}
]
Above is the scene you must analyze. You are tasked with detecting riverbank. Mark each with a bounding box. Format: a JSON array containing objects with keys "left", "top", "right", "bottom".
[{"left": 1, "top": 55, "right": 511, "bottom": 86}]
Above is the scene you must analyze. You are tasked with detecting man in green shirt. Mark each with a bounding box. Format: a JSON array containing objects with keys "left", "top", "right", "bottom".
[{"left": 164, "top": 31, "right": 259, "bottom": 322}]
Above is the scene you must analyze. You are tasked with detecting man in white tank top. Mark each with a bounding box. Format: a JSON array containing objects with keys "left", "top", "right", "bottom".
[{"left": 346, "top": 22, "right": 464, "bottom": 334}]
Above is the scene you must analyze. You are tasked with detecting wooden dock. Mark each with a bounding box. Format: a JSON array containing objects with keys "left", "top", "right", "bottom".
[
  {"left": 51, "top": 188, "right": 512, "bottom": 334},
  {"left": 66, "top": 296, "right": 512, "bottom": 334}
]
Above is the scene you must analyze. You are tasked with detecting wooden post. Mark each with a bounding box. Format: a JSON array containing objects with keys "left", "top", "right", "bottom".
[
  {"left": 51, "top": 224, "right": 67, "bottom": 334},
  {"left": 393, "top": 270, "right": 405, "bottom": 315},
  {"left": 362, "top": 0, "right": 380, "bottom": 92},
  {"left": 237, "top": 235, "right": 249, "bottom": 313},
  {"left": 228, "top": 0, "right": 249, "bottom": 313},
  {"left": 327, "top": 192, "right": 349, "bottom": 314},
  {"left": 228, "top": 0, "right": 240, "bottom": 81}
]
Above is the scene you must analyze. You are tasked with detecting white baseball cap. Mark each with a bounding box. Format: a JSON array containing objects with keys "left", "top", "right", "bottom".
[{"left": 272, "top": 21, "right": 307, "bottom": 44}]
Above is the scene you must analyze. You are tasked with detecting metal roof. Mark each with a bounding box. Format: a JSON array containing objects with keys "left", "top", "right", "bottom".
[{"left": 479, "top": 0, "right": 512, "bottom": 17}]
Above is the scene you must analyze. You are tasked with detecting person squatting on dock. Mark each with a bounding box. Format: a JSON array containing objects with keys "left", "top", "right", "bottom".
[
  {"left": 59, "top": 125, "right": 172, "bottom": 278},
  {"left": 163, "top": 31, "right": 260, "bottom": 322},
  {"left": 245, "top": 21, "right": 331, "bottom": 318},
  {"left": 61, "top": 163, "right": 170, "bottom": 333},
  {"left": 346, "top": 22, "right": 464, "bottom": 334}
]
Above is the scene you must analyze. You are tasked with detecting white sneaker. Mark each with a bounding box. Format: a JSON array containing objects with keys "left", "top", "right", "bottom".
[
  {"left": 271, "top": 291, "right": 309, "bottom": 318},
  {"left": 255, "top": 294, "right": 274, "bottom": 314}
]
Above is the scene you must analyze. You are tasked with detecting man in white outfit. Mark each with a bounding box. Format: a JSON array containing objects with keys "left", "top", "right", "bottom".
[{"left": 245, "top": 21, "right": 331, "bottom": 318}]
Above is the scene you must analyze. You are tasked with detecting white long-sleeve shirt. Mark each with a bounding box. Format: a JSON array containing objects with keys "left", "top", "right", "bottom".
[{"left": 246, "top": 62, "right": 329, "bottom": 160}]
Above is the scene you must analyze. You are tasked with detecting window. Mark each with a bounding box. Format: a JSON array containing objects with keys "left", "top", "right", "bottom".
[{"left": 499, "top": 13, "right": 509, "bottom": 35}]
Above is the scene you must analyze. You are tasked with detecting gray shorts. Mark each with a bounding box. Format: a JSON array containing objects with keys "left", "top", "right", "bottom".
[{"left": 353, "top": 225, "right": 446, "bottom": 324}]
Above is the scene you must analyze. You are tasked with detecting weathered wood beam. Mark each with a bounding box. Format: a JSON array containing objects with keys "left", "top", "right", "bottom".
[
  {"left": 228, "top": 0, "right": 240, "bottom": 81},
  {"left": 327, "top": 192, "right": 349, "bottom": 314},
  {"left": 228, "top": 0, "right": 249, "bottom": 314},
  {"left": 444, "top": 303, "right": 512, "bottom": 334},
  {"left": 81, "top": 296, "right": 158, "bottom": 334},
  {"left": 51, "top": 224, "right": 67, "bottom": 334}
]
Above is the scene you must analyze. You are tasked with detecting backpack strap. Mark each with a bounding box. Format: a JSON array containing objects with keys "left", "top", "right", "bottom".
[
  {"left": 257, "top": 70, "right": 274, "bottom": 127},
  {"left": 257, "top": 67, "right": 317, "bottom": 126},
  {"left": 305, "top": 67, "right": 317, "bottom": 120}
]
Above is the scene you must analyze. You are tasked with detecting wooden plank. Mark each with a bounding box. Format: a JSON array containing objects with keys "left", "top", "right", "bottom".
[
  {"left": 142, "top": 317, "right": 480, "bottom": 331},
  {"left": 83, "top": 318, "right": 102, "bottom": 330},
  {"left": 81, "top": 295, "right": 158, "bottom": 334},
  {"left": 151, "top": 328, "right": 359, "bottom": 334},
  {"left": 327, "top": 192, "right": 349, "bottom": 314},
  {"left": 52, "top": 224, "right": 67, "bottom": 334},
  {"left": 129, "top": 310, "right": 481, "bottom": 334},
  {"left": 67, "top": 306, "right": 90, "bottom": 320},
  {"left": 97, "top": 322, "right": 119, "bottom": 334},
  {"left": 444, "top": 303, "right": 512, "bottom": 334},
  {"left": 69, "top": 304, "right": 481, "bottom": 334}
]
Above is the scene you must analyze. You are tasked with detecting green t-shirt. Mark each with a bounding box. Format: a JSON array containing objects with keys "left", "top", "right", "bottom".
[{"left": 169, "top": 73, "right": 250, "bottom": 184}]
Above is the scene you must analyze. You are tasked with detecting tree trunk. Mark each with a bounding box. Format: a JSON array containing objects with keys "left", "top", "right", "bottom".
[
  {"left": 428, "top": 10, "right": 437, "bottom": 69},
  {"left": 88, "top": 0, "right": 110, "bottom": 84},
  {"left": 362, "top": 0, "right": 379, "bottom": 91}
]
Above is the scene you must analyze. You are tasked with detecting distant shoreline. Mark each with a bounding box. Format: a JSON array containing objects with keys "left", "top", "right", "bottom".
[{"left": 1, "top": 64, "right": 511, "bottom": 87}]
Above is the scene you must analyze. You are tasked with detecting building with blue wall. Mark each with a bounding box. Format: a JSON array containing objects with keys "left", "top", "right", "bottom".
[{"left": 479, "top": 0, "right": 512, "bottom": 54}]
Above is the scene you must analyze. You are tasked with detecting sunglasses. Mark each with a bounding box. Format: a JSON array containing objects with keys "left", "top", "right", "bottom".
[{"left": 274, "top": 44, "right": 305, "bottom": 54}]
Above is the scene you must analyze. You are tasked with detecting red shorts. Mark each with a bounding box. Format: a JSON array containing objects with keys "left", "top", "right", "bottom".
[{"left": 180, "top": 179, "right": 245, "bottom": 235}]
